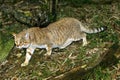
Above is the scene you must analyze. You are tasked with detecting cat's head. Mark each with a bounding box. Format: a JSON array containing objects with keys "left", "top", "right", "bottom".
[{"left": 12, "top": 32, "right": 31, "bottom": 49}]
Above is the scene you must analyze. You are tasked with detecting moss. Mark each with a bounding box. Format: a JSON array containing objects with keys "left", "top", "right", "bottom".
[{"left": 0, "top": 39, "right": 14, "bottom": 62}]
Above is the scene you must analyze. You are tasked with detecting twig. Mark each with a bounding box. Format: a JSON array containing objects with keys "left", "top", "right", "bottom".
[
  {"left": 2, "top": 21, "right": 13, "bottom": 25},
  {"left": 62, "top": 52, "right": 73, "bottom": 65},
  {"left": 14, "top": 1, "right": 24, "bottom": 7}
]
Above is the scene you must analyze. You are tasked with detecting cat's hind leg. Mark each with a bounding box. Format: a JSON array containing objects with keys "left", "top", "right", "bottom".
[{"left": 82, "top": 34, "right": 88, "bottom": 46}]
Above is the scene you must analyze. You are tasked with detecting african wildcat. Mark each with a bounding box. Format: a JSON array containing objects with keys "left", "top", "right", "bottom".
[{"left": 12, "top": 17, "right": 106, "bottom": 67}]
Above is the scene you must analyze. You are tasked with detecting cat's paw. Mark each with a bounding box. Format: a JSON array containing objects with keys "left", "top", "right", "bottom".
[
  {"left": 21, "top": 62, "right": 28, "bottom": 67},
  {"left": 44, "top": 53, "right": 51, "bottom": 59},
  {"left": 82, "top": 41, "right": 89, "bottom": 46},
  {"left": 44, "top": 52, "right": 51, "bottom": 56},
  {"left": 44, "top": 53, "right": 51, "bottom": 56},
  {"left": 82, "top": 43, "right": 87, "bottom": 46}
]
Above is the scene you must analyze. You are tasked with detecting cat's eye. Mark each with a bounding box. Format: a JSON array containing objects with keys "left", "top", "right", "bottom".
[
  {"left": 20, "top": 42, "right": 23, "bottom": 44},
  {"left": 24, "top": 41, "right": 28, "bottom": 44}
]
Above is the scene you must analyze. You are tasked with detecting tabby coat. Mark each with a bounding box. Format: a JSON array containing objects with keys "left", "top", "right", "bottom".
[{"left": 12, "top": 18, "right": 106, "bottom": 67}]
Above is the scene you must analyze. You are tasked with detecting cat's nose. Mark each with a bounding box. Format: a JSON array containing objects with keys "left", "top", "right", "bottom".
[{"left": 16, "top": 45, "right": 19, "bottom": 47}]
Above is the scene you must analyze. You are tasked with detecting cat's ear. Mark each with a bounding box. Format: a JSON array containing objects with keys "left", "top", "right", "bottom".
[
  {"left": 25, "top": 33, "right": 29, "bottom": 40},
  {"left": 12, "top": 33, "right": 16, "bottom": 37}
]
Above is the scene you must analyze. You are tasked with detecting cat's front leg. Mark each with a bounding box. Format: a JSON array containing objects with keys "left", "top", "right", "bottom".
[{"left": 21, "top": 47, "right": 35, "bottom": 67}]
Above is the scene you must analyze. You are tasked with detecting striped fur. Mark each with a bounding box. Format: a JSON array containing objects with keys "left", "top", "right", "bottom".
[{"left": 12, "top": 17, "right": 106, "bottom": 67}]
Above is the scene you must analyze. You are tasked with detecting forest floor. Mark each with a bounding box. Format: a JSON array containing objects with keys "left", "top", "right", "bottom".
[
  {"left": 0, "top": 1, "right": 120, "bottom": 80},
  {"left": 0, "top": 42, "right": 118, "bottom": 80}
]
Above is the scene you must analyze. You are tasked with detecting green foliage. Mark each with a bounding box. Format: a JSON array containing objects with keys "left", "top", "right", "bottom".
[
  {"left": 0, "top": 23, "right": 27, "bottom": 62},
  {"left": 0, "top": 35, "right": 14, "bottom": 62},
  {"left": 82, "top": 66, "right": 111, "bottom": 80}
]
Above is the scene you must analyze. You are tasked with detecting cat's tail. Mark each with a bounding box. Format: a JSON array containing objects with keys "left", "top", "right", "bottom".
[
  {"left": 81, "top": 26, "right": 107, "bottom": 33},
  {"left": 76, "top": 19, "right": 107, "bottom": 33}
]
